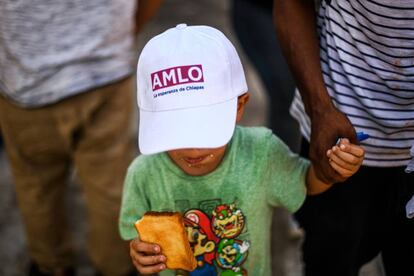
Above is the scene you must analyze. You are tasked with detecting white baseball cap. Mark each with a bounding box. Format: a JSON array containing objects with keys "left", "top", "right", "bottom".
[{"left": 137, "top": 24, "right": 247, "bottom": 154}]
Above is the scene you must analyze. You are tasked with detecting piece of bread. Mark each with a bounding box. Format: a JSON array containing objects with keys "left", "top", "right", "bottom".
[{"left": 135, "top": 211, "right": 197, "bottom": 271}]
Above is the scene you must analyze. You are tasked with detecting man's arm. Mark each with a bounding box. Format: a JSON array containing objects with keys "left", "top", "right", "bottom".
[
  {"left": 135, "top": 0, "right": 162, "bottom": 34},
  {"left": 273, "top": 0, "right": 356, "bottom": 183}
]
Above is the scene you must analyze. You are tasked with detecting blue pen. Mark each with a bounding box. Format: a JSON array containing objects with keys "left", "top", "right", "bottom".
[{"left": 356, "top": 131, "right": 370, "bottom": 142}]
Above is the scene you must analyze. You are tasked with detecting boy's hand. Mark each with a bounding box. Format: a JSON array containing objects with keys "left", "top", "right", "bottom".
[
  {"left": 326, "top": 138, "right": 364, "bottom": 178},
  {"left": 130, "top": 238, "right": 167, "bottom": 274}
]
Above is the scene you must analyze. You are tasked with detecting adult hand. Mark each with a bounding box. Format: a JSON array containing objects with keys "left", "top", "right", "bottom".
[{"left": 309, "top": 106, "right": 357, "bottom": 184}]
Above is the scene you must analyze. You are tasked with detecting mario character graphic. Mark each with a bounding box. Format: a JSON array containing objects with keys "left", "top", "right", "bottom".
[
  {"left": 181, "top": 203, "right": 249, "bottom": 275},
  {"left": 216, "top": 239, "right": 249, "bottom": 271},
  {"left": 211, "top": 204, "right": 245, "bottom": 239},
  {"left": 184, "top": 209, "right": 219, "bottom": 276}
]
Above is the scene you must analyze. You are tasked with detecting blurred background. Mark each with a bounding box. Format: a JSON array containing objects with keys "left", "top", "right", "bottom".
[{"left": 0, "top": 0, "right": 385, "bottom": 275}]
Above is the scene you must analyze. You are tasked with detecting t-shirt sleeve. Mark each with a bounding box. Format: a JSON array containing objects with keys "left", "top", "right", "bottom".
[
  {"left": 118, "top": 159, "right": 150, "bottom": 240},
  {"left": 265, "top": 134, "right": 310, "bottom": 213}
]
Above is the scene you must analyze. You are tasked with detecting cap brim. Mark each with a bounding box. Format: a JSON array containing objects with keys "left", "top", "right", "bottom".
[{"left": 139, "top": 98, "right": 237, "bottom": 154}]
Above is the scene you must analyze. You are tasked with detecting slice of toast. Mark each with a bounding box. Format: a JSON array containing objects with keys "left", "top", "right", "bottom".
[{"left": 135, "top": 211, "right": 197, "bottom": 271}]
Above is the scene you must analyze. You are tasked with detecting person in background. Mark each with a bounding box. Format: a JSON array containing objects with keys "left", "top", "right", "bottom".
[
  {"left": 232, "top": 0, "right": 299, "bottom": 152},
  {"left": 231, "top": 1, "right": 302, "bottom": 274},
  {"left": 0, "top": 1, "right": 161, "bottom": 275},
  {"left": 274, "top": 0, "right": 414, "bottom": 275}
]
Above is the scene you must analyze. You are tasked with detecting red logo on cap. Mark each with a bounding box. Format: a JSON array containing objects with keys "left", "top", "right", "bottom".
[{"left": 151, "top": 64, "right": 204, "bottom": 91}]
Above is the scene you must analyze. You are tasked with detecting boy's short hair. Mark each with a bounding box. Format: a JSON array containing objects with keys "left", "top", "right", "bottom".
[{"left": 137, "top": 24, "right": 247, "bottom": 154}]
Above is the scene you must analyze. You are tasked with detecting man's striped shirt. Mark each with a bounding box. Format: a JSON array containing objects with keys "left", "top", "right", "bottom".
[{"left": 291, "top": 0, "right": 414, "bottom": 167}]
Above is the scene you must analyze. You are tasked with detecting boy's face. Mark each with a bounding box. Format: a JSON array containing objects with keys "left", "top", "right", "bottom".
[
  {"left": 167, "top": 146, "right": 227, "bottom": 176},
  {"left": 166, "top": 93, "right": 250, "bottom": 176}
]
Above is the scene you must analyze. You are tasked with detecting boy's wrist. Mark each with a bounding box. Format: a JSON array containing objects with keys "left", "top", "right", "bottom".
[{"left": 307, "top": 165, "right": 334, "bottom": 195}]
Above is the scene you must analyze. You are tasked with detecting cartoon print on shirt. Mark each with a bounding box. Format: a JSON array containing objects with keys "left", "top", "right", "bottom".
[
  {"left": 211, "top": 204, "right": 245, "bottom": 239},
  {"left": 184, "top": 209, "right": 218, "bottom": 276},
  {"left": 216, "top": 239, "right": 249, "bottom": 269},
  {"left": 178, "top": 202, "right": 249, "bottom": 276}
]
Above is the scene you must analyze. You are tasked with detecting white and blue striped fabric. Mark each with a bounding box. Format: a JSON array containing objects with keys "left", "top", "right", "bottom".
[{"left": 291, "top": 0, "right": 414, "bottom": 167}]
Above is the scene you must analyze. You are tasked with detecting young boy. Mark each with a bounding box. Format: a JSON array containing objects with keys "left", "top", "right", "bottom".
[{"left": 119, "top": 24, "right": 364, "bottom": 275}]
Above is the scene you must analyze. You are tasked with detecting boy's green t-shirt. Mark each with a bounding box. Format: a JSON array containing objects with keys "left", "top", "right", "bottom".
[{"left": 119, "top": 126, "right": 309, "bottom": 276}]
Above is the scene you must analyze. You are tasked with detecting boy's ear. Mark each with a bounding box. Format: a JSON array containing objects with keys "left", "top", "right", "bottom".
[{"left": 236, "top": 93, "right": 250, "bottom": 123}]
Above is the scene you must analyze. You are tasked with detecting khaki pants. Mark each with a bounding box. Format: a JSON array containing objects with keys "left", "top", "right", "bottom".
[{"left": 0, "top": 78, "right": 135, "bottom": 275}]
